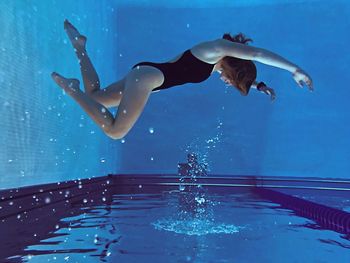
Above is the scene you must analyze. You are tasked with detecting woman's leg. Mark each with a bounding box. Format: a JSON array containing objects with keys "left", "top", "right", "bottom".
[
  {"left": 64, "top": 20, "right": 124, "bottom": 107},
  {"left": 51, "top": 70, "right": 154, "bottom": 139},
  {"left": 87, "top": 79, "right": 126, "bottom": 108}
]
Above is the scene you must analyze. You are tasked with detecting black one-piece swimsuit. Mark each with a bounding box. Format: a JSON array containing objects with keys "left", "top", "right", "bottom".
[{"left": 132, "top": 49, "right": 215, "bottom": 92}]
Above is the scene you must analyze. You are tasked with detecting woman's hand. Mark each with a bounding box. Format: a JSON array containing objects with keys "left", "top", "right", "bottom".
[
  {"left": 258, "top": 85, "right": 276, "bottom": 101},
  {"left": 292, "top": 68, "right": 313, "bottom": 91}
]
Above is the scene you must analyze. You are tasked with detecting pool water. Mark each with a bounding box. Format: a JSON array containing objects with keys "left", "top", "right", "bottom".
[{"left": 5, "top": 187, "right": 350, "bottom": 263}]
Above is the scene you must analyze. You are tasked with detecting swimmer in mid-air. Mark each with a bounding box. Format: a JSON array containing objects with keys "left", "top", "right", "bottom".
[{"left": 52, "top": 20, "right": 313, "bottom": 140}]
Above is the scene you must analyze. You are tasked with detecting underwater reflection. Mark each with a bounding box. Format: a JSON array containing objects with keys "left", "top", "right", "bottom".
[{"left": 0, "top": 188, "right": 121, "bottom": 262}]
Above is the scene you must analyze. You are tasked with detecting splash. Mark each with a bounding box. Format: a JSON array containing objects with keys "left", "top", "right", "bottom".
[
  {"left": 153, "top": 190, "right": 242, "bottom": 236},
  {"left": 167, "top": 119, "right": 232, "bottom": 236},
  {"left": 178, "top": 119, "right": 223, "bottom": 191},
  {"left": 152, "top": 218, "right": 241, "bottom": 236},
  {"left": 183, "top": 118, "right": 224, "bottom": 173}
]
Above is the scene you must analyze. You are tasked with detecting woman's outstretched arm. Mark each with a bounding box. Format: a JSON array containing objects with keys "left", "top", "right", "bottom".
[{"left": 214, "top": 39, "right": 313, "bottom": 90}]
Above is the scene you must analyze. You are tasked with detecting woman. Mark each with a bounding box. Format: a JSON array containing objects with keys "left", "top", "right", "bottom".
[{"left": 52, "top": 20, "right": 313, "bottom": 140}]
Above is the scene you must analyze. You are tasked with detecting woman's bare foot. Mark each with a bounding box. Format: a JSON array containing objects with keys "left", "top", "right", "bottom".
[
  {"left": 51, "top": 72, "right": 81, "bottom": 95},
  {"left": 64, "top": 19, "right": 87, "bottom": 50}
]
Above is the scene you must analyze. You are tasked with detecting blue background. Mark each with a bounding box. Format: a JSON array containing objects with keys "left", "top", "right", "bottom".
[{"left": 1, "top": 0, "right": 349, "bottom": 189}]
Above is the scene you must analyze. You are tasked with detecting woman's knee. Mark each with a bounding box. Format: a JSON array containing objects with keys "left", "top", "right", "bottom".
[{"left": 104, "top": 127, "right": 128, "bottom": 140}]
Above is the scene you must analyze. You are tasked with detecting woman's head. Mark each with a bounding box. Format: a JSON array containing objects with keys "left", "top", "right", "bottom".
[{"left": 219, "top": 33, "right": 257, "bottom": 96}]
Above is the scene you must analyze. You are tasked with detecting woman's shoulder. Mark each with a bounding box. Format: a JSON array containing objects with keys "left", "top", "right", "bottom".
[
  {"left": 189, "top": 39, "right": 224, "bottom": 64},
  {"left": 165, "top": 39, "right": 224, "bottom": 64}
]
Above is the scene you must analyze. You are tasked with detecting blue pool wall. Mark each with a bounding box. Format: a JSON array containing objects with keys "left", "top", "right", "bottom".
[
  {"left": 0, "top": 1, "right": 121, "bottom": 189},
  {"left": 1, "top": 0, "right": 350, "bottom": 189}
]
